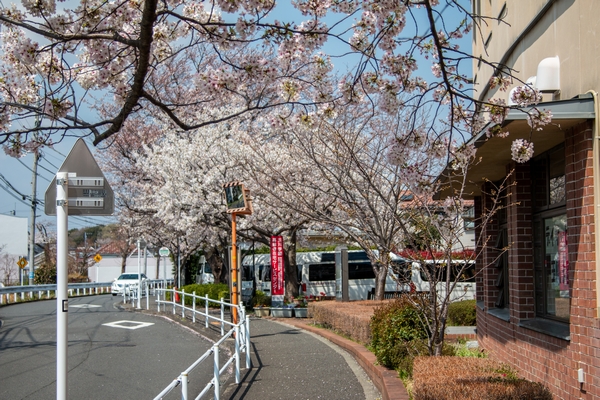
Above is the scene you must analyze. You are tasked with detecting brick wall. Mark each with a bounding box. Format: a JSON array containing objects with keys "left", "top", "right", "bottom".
[{"left": 478, "top": 121, "right": 600, "bottom": 399}]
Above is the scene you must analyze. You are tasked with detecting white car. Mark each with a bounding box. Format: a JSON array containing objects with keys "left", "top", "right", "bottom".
[{"left": 111, "top": 273, "right": 148, "bottom": 296}]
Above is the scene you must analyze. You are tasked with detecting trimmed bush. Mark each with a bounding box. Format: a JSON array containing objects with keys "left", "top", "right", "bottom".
[
  {"left": 370, "top": 296, "right": 431, "bottom": 373},
  {"left": 412, "top": 356, "right": 553, "bottom": 400},
  {"left": 178, "top": 283, "right": 230, "bottom": 307},
  {"left": 251, "top": 290, "right": 271, "bottom": 309},
  {"left": 447, "top": 299, "right": 476, "bottom": 326}
]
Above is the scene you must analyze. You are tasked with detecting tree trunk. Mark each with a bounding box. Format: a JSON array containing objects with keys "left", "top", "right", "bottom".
[
  {"left": 373, "top": 250, "right": 391, "bottom": 300},
  {"left": 206, "top": 246, "right": 227, "bottom": 284},
  {"left": 284, "top": 229, "right": 299, "bottom": 301}
]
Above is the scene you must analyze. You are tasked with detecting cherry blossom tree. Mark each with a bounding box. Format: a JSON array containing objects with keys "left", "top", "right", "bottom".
[{"left": 0, "top": 0, "right": 552, "bottom": 167}]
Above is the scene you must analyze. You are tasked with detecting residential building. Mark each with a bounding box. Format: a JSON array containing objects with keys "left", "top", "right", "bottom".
[
  {"left": 87, "top": 241, "right": 175, "bottom": 282},
  {"left": 440, "top": 1, "right": 600, "bottom": 398},
  {"left": 0, "top": 215, "right": 28, "bottom": 285}
]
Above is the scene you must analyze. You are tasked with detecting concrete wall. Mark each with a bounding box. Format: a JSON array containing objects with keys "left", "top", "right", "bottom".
[
  {"left": 88, "top": 252, "right": 175, "bottom": 283},
  {"left": 473, "top": 0, "right": 600, "bottom": 103}
]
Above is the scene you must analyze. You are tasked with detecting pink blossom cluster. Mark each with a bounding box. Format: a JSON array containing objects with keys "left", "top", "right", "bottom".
[
  {"left": 510, "top": 85, "right": 542, "bottom": 107},
  {"left": 485, "top": 98, "right": 509, "bottom": 124},
  {"left": 511, "top": 139, "right": 534, "bottom": 163},
  {"left": 527, "top": 108, "right": 553, "bottom": 131}
]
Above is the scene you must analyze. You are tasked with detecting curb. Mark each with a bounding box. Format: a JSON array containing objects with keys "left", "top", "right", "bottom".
[{"left": 278, "top": 318, "right": 409, "bottom": 400}]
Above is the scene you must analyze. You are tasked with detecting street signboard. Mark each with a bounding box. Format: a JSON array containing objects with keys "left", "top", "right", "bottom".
[
  {"left": 270, "top": 236, "right": 284, "bottom": 307},
  {"left": 17, "top": 257, "right": 28, "bottom": 269},
  {"left": 159, "top": 247, "right": 170, "bottom": 257},
  {"left": 44, "top": 139, "right": 114, "bottom": 216}
]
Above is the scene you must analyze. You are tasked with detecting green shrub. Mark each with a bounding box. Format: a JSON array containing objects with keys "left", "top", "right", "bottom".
[
  {"left": 251, "top": 290, "right": 271, "bottom": 309},
  {"left": 447, "top": 299, "right": 477, "bottom": 326},
  {"left": 370, "top": 296, "right": 430, "bottom": 373},
  {"left": 177, "top": 283, "right": 230, "bottom": 307}
]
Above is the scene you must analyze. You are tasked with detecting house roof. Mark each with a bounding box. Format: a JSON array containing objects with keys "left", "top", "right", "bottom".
[{"left": 437, "top": 93, "right": 596, "bottom": 199}]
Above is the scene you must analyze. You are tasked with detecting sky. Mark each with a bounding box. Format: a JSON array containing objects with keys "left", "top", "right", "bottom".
[{"left": 0, "top": 0, "right": 472, "bottom": 231}]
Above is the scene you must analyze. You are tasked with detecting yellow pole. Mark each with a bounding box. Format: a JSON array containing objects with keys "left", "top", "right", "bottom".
[{"left": 231, "top": 213, "right": 238, "bottom": 324}]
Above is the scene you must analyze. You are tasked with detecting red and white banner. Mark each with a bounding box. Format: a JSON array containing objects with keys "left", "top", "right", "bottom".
[{"left": 270, "top": 236, "right": 284, "bottom": 304}]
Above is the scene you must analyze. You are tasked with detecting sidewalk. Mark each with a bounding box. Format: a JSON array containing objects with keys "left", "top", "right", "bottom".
[
  {"left": 221, "top": 318, "right": 408, "bottom": 400},
  {"left": 121, "top": 297, "right": 429, "bottom": 400}
]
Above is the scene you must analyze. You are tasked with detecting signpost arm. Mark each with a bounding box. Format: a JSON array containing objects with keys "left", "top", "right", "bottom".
[{"left": 56, "top": 171, "right": 69, "bottom": 400}]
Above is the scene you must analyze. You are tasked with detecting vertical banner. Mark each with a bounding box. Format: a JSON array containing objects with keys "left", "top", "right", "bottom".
[
  {"left": 270, "top": 236, "right": 284, "bottom": 307},
  {"left": 558, "top": 231, "right": 569, "bottom": 293}
]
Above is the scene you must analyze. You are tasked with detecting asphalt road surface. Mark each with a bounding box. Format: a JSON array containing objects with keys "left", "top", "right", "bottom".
[{"left": 0, "top": 294, "right": 219, "bottom": 399}]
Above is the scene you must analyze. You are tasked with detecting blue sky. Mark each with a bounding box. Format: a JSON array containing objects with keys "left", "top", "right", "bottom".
[{"left": 0, "top": 0, "right": 471, "bottom": 230}]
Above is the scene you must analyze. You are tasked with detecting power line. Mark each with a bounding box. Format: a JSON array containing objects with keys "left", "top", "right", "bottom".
[{"left": 16, "top": 158, "right": 53, "bottom": 183}]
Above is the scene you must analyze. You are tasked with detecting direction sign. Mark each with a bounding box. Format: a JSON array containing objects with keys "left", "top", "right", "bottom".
[
  {"left": 159, "top": 247, "right": 170, "bottom": 257},
  {"left": 44, "top": 139, "right": 114, "bottom": 216},
  {"left": 17, "top": 257, "right": 28, "bottom": 269}
]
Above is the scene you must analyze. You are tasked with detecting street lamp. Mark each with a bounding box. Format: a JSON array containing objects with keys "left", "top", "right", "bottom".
[{"left": 223, "top": 181, "right": 253, "bottom": 325}]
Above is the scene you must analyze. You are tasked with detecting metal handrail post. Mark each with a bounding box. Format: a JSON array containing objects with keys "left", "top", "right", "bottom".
[
  {"left": 205, "top": 295, "right": 209, "bottom": 328},
  {"left": 157, "top": 288, "right": 161, "bottom": 312},
  {"left": 192, "top": 291, "right": 196, "bottom": 323},
  {"left": 234, "top": 324, "right": 240, "bottom": 384},
  {"left": 213, "top": 344, "right": 220, "bottom": 400},
  {"left": 220, "top": 298, "right": 225, "bottom": 336},
  {"left": 146, "top": 282, "right": 149, "bottom": 310},
  {"left": 245, "top": 315, "right": 252, "bottom": 368},
  {"left": 172, "top": 288, "right": 176, "bottom": 315},
  {"left": 182, "top": 290, "right": 185, "bottom": 318},
  {"left": 181, "top": 372, "right": 188, "bottom": 400}
]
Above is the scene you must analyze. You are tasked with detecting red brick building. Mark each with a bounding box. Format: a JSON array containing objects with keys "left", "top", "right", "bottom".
[{"left": 447, "top": 2, "right": 600, "bottom": 398}]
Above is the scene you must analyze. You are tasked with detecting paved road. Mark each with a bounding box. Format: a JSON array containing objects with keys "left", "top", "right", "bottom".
[{"left": 0, "top": 294, "right": 219, "bottom": 399}]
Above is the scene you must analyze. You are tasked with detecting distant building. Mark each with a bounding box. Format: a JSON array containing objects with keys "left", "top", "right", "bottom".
[
  {"left": 0, "top": 215, "right": 28, "bottom": 285},
  {"left": 88, "top": 242, "right": 175, "bottom": 282}
]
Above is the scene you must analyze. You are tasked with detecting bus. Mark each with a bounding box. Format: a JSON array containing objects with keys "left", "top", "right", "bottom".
[
  {"left": 407, "top": 259, "right": 476, "bottom": 302},
  {"left": 241, "top": 251, "right": 476, "bottom": 302},
  {"left": 241, "top": 250, "right": 407, "bottom": 301}
]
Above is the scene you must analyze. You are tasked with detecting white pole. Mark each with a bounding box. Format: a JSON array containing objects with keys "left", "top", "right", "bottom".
[
  {"left": 137, "top": 239, "right": 141, "bottom": 309},
  {"left": 56, "top": 171, "right": 69, "bottom": 400},
  {"left": 143, "top": 244, "right": 148, "bottom": 276}
]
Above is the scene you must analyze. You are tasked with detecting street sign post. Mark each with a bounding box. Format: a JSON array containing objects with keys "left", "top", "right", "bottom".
[
  {"left": 44, "top": 138, "right": 114, "bottom": 400},
  {"left": 159, "top": 247, "right": 169, "bottom": 281},
  {"left": 17, "top": 257, "right": 28, "bottom": 269}
]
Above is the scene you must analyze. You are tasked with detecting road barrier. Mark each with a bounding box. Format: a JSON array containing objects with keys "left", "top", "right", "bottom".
[
  {"left": 154, "top": 288, "right": 251, "bottom": 400},
  {"left": 0, "top": 280, "right": 172, "bottom": 305}
]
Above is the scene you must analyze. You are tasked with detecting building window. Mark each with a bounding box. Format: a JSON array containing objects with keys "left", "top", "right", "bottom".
[
  {"left": 494, "top": 192, "right": 508, "bottom": 308},
  {"left": 463, "top": 206, "right": 475, "bottom": 231},
  {"left": 532, "top": 144, "right": 569, "bottom": 321},
  {"left": 498, "top": 3, "right": 507, "bottom": 23}
]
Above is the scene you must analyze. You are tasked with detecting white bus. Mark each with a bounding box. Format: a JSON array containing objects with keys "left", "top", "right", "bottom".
[
  {"left": 407, "top": 259, "right": 476, "bottom": 302},
  {"left": 242, "top": 251, "right": 476, "bottom": 302},
  {"left": 241, "top": 250, "right": 406, "bottom": 300}
]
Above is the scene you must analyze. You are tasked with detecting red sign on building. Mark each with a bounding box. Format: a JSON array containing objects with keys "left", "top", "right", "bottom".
[{"left": 270, "top": 236, "right": 284, "bottom": 305}]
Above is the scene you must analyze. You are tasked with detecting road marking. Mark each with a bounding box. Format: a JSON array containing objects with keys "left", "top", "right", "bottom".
[
  {"left": 102, "top": 320, "right": 155, "bottom": 330},
  {"left": 70, "top": 304, "right": 102, "bottom": 308}
]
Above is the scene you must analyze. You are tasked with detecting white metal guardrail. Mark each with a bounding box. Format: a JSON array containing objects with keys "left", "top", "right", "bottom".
[
  {"left": 154, "top": 288, "right": 251, "bottom": 400},
  {"left": 0, "top": 280, "right": 173, "bottom": 305}
]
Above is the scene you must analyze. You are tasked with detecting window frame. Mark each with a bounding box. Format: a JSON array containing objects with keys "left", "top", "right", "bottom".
[{"left": 531, "top": 144, "right": 569, "bottom": 322}]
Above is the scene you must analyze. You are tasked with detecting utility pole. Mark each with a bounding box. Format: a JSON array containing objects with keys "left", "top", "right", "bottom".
[{"left": 28, "top": 150, "right": 39, "bottom": 284}]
